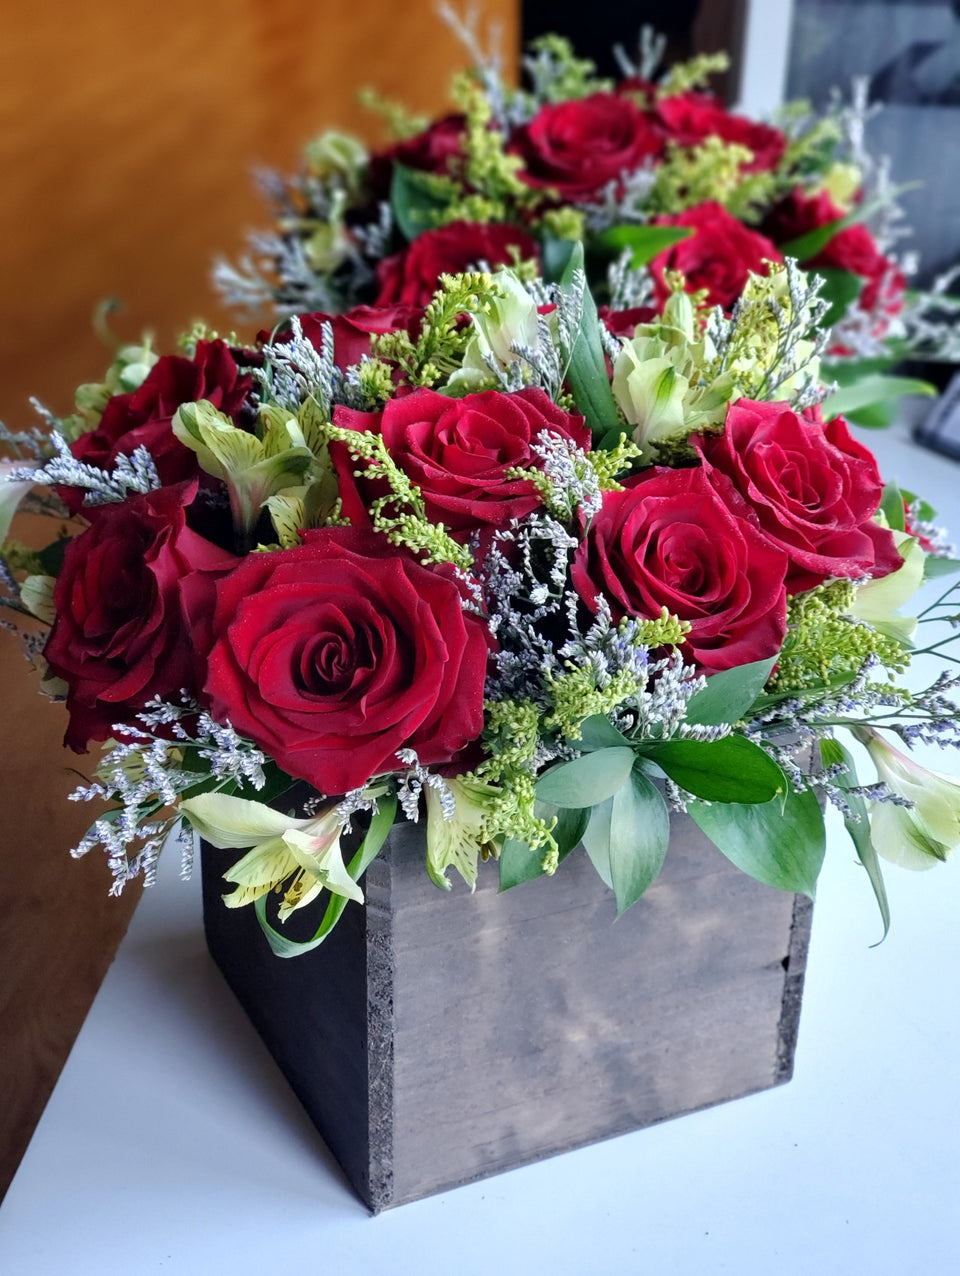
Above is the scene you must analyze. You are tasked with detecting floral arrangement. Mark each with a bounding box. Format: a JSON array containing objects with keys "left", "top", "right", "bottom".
[
  {"left": 2, "top": 241, "right": 959, "bottom": 955},
  {"left": 216, "top": 23, "right": 958, "bottom": 425}
]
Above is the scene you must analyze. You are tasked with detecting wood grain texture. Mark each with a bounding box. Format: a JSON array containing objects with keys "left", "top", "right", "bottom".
[
  {"left": 201, "top": 815, "right": 811, "bottom": 1213},
  {"left": 0, "top": 0, "right": 518, "bottom": 1201}
]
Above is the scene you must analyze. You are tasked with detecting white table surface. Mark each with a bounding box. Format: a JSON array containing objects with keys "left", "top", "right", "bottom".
[{"left": 2, "top": 416, "right": 959, "bottom": 1275}]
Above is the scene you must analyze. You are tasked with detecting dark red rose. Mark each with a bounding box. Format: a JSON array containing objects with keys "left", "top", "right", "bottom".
[
  {"left": 332, "top": 386, "right": 590, "bottom": 534},
  {"left": 258, "top": 304, "right": 424, "bottom": 369},
  {"left": 67, "top": 341, "right": 252, "bottom": 504},
  {"left": 571, "top": 466, "right": 788, "bottom": 674},
  {"left": 44, "top": 481, "right": 238, "bottom": 751},
  {"left": 655, "top": 92, "right": 787, "bottom": 172},
  {"left": 186, "top": 527, "right": 490, "bottom": 795},
  {"left": 648, "top": 202, "right": 783, "bottom": 311},
  {"left": 366, "top": 114, "right": 468, "bottom": 201},
  {"left": 375, "top": 221, "right": 540, "bottom": 307},
  {"left": 694, "top": 399, "right": 903, "bottom": 593},
  {"left": 509, "top": 92, "right": 663, "bottom": 200},
  {"left": 762, "top": 188, "right": 905, "bottom": 319},
  {"left": 598, "top": 305, "right": 658, "bottom": 339}
]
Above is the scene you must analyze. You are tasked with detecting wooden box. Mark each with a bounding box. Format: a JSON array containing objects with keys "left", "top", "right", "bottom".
[{"left": 201, "top": 813, "right": 812, "bottom": 1213}]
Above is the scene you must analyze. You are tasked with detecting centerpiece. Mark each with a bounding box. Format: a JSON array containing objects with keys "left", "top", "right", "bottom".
[{"left": 2, "top": 246, "right": 958, "bottom": 1207}]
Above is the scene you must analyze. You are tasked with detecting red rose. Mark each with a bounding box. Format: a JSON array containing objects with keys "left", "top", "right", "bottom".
[
  {"left": 694, "top": 399, "right": 903, "bottom": 593},
  {"left": 68, "top": 340, "right": 252, "bottom": 496},
  {"left": 375, "top": 221, "right": 540, "bottom": 307},
  {"left": 655, "top": 93, "right": 787, "bottom": 172},
  {"left": 332, "top": 386, "right": 590, "bottom": 534},
  {"left": 571, "top": 466, "right": 788, "bottom": 674},
  {"left": 598, "top": 305, "right": 658, "bottom": 338},
  {"left": 44, "top": 481, "right": 238, "bottom": 751},
  {"left": 187, "top": 528, "right": 490, "bottom": 796},
  {"left": 762, "top": 188, "right": 905, "bottom": 319},
  {"left": 367, "top": 114, "right": 468, "bottom": 200},
  {"left": 648, "top": 202, "right": 783, "bottom": 311},
  {"left": 259, "top": 304, "right": 424, "bottom": 369},
  {"left": 509, "top": 92, "right": 663, "bottom": 200}
]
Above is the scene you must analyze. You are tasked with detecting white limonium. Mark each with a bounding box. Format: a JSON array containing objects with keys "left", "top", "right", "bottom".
[
  {"left": 854, "top": 726, "right": 960, "bottom": 869},
  {"left": 181, "top": 791, "right": 361, "bottom": 919},
  {"left": 849, "top": 530, "right": 925, "bottom": 645}
]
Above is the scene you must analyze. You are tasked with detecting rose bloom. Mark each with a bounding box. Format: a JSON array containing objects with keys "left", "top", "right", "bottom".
[
  {"left": 332, "top": 386, "right": 589, "bottom": 534},
  {"left": 366, "top": 114, "right": 467, "bottom": 201},
  {"left": 762, "top": 188, "right": 905, "bottom": 317},
  {"left": 694, "top": 399, "right": 902, "bottom": 593},
  {"left": 259, "top": 304, "right": 424, "bottom": 370},
  {"left": 571, "top": 466, "right": 788, "bottom": 674},
  {"left": 68, "top": 340, "right": 252, "bottom": 495},
  {"left": 655, "top": 93, "right": 787, "bottom": 172},
  {"left": 509, "top": 92, "right": 663, "bottom": 200},
  {"left": 375, "top": 221, "right": 540, "bottom": 307},
  {"left": 44, "top": 481, "right": 237, "bottom": 751},
  {"left": 648, "top": 202, "right": 783, "bottom": 311},
  {"left": 185, "top": 528, "right": 490, "bottom": 796}
]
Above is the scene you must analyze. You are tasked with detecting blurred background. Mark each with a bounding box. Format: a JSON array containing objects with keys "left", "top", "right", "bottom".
[{"left": 1, "top": 0, "right": 957, "bottom": 1203}]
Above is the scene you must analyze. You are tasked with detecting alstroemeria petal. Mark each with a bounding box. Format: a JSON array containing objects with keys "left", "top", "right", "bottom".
[
  {"left": 282, "top": 828, "right": 363, "bottom": 903},
  {"left": 181, "top": 792, "right": 307, "bottom": 849}
]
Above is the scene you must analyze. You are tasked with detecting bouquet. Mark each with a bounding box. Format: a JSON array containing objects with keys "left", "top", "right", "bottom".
[
  {"left": 216, "top": 24, "right": 958, "bottom": 425},
  {"left": 2, "top": 246, "right": 959, "bottom": 956}
]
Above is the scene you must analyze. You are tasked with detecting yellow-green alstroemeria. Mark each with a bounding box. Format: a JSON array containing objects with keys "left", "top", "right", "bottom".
[
  {"left": 848, "top": 530, "right": 925, "bottom": 646},
  {"left": 181, "top": 791, "right": 361, "bottom": 920},
  {"left": 855, "top": 727, "right": 960, "bottom": 870}
]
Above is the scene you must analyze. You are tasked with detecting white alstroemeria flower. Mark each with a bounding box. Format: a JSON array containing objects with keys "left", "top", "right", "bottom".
[
  {"left": 0, "top": 459, "right": 38, "bottom": 544},
  {"left": 849, "top": 530, "right": 925, "bottom": 645},
  {"left": 856, "top": 727, "right": 960, "bottom": 870},
  {"left": 181, "top": 792, "right": 361, "bottom": 920},
  {"left": 425, "top": 775, "right": 501, "bottom": 891},
  {"left": 447, "top": 270, "right": 543, "bottom": 393}
]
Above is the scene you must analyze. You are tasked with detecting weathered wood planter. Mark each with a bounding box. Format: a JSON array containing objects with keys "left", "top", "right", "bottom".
[{"left": 201, "top": 813, "right": 812, "bottom": 1213}]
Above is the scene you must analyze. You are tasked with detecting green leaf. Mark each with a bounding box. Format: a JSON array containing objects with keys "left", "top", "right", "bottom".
[
  {"left": 684, "top": 657, "right": 778, "bottom": 727},
  {"left": 540, "top": 234, "right": 576, "bottom": 284},
  {"left": 689, "top": 782, "right": 825, "bottom": 896},
  {"left": 593, "top": 223, "right": 695, "bottom": 268},
  {"left": 36, "top": 536, "right": 69, "bottom": 578},
  {"left": 826, "top": 374, "right": 937, "bottom": 420},
  {"left": 608, "top": 770, "right": 670, "bottom": 915},
  {"left": 820, "top": 738, "right": 889, "bottom": 942},
  {"left": 817, "top": 266, "right": 864, "bottom": 327},
  {"left": 253, "top": 795, "right": 397, "bottom": 958},
  {"left": 535, "top": 746, "right": 637, "bottom": 808},
  {"left": 638, "top": 735, "right": 786, "bottom": 804},
  {"left": 498, "top": 804, "right": 588, "bottom": 891},
  {"left": 582, "top": 796, "right": 615, "bottom": 888},
  {"left": 559, "top": 242, "right": 624, "bottom": 445},
  {"left": 577, "top": 714, "right": 633, "bottom": 751},
  {"left": 880, "top": 480, "right": 905, "bottom": 532},
  {"left": 390, "top": 163, "right": 454, "bottom": 242},
  {"left": 923, "top": 555, "right": 960, "bottom": 579}
]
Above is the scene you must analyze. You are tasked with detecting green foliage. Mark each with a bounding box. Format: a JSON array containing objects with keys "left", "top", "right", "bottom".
[
  {"left": 684, "top": 656, "right": 779, "bottom": 726},
  {"left": 820, "top": 737, "right": 889, "bottom": 941},
  {"left": 593, "top": 224, "right": 695, "bottom": 269},
  {"left": 390, "top": 165, "right": 461, "bottom": 241},
  {"left": 582, "top": 767, "right": 670, "bottom": 915},
  {"left": 559, "top": 245, "right": 624, "bottom": 444},
  {"left": 690, "top": 780, "right": 826, "bottom": 897},
  {"left": 357, "top": 87, "right": 430, "bottom": 141},
  {"left": 638, "top": 736, "right": 786, "bottom": 804},
  {"left": 523, "top": 34, "right": 613, "bottom": 102},
  {"left": 772, "top": 580, "right": 909, "bottom": 694}
]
